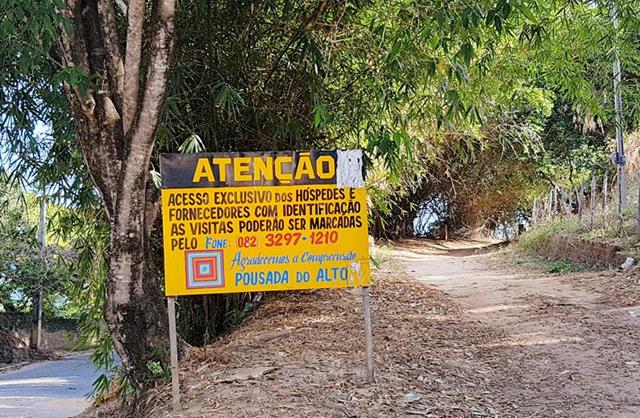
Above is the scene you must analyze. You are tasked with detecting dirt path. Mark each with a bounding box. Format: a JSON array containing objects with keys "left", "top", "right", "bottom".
[
  {"left": 135, "top": 240, "right": 640, "bottom": 417},
  {"left": 397, "top": 239, "right": 640, "bottom": 417}
]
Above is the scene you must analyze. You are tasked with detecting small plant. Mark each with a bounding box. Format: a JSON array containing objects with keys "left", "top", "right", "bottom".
[
  {"left": 145, "top": 347, "right": 171, "bottom": 381},
  {"left": 545, "top": 259, "right": 583, "bottom": 273},
  {"left": 224, "top": 307, "right": 246, "bottom": 329},
  {"left": 146, "top": 360, "right": 170, "bottom": 380}
]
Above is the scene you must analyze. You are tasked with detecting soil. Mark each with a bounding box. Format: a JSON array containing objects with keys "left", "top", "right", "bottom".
[{"left": 112, "top": 239, "right": 640, "bottom": 417}]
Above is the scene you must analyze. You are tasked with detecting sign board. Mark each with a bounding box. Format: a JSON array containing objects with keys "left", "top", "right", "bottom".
[{"left": 160, "top": 150, "right": 370, "bottom": 296}]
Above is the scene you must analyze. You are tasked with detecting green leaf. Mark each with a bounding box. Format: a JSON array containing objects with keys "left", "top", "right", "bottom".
[
  {"left": 494, "top": 15, "right": 503, "bottom": 33},
  {"left": 516, "top": 3, "right": 537, "bottom": 22},
  {"left": 178, "top": 134, "right": 205, "bottom": 153}
]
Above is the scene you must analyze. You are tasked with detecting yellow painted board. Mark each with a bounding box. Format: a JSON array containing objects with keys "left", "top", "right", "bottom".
[{"left": 161, "top": 184, "right": 370, "bottom": 296}]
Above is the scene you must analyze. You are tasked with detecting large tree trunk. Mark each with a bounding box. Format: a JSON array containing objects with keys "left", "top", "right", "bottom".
[
  {"left": 105, "top": 178, "right": 168, "bottom": 383},
  {"left": 58, "top": 0, "right": 177, "bottom": 387}
]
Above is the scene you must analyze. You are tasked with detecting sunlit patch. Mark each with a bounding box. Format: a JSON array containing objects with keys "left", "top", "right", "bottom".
[
  {"left": 479, "top": 332, "right": 584, "bottom": 348},
  {"left": 0, "top": 377, "right": 71, "bottom": 387},
  {"left": 467, "top": 304, "right": 531, "bottom": 314}
]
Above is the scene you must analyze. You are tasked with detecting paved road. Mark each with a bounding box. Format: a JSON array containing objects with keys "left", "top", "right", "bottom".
[{"left": 0, "top": 353, "right": 96, "bottom": 418}]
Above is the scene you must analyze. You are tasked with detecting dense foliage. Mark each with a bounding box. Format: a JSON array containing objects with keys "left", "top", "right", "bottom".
[{"left": 0, "top": 176, "right": 74, "bottom": 317}]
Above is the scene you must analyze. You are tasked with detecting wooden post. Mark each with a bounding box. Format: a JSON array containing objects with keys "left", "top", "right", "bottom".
[
  {"left": 590, "top": 176, "right": 596, "bottom": 228},
  {"left": 559, "top": 188, "right": 568, "bottom": 215},
  {"left": 362, "top": 287, "right": 374, "bottom": 383},
  {"left": 568, "top": 187, "right": 573, "bottom": 216},
  {"left": 30, "top": 198, "right": 46, "bottom": 350},
  {"left": 577, "top": 183, "right": 585, "bottom": 225},
  {"left": 603, "top": 173, "right": 609, "bottom": 214},
  {"left": 202, "top": 295, "right": 210, "bottom": 345},
  {"left": 637, "top": 171, "right": 640, "bottom": 240},
  {"left": 552, "top": 186, "right": 558, "bottom": 216},
  {"left": 167, "top": 297, "right": 180, "bottom": 410}
]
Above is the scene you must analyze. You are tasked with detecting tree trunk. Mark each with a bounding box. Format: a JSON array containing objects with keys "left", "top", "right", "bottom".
[
  {"left": 105, "top": 192, "right": 168, "bottom": 384},
  {"left": 58, "top": 0, "right": 177, "bottom": 388}
]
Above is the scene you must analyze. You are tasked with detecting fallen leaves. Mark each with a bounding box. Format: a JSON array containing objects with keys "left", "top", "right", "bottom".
[{"left": 89, "top": 242, "right": 640, "bottom": 418}]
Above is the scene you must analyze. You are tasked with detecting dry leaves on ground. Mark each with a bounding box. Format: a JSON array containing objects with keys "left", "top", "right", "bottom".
[{"left": 140, "top": 260, "right": 509, "bottom": 418}]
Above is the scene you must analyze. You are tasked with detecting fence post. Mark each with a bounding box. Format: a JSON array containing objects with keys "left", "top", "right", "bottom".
[
  {"left": 637, "top": 171, "right": 640, "bottom": 240},
  {"left": 577, "top": 182, "right": 585, "bottom": 225},
  {"left": 603, "top": 173, "right": 608, "bottom": 214},
  {"left": 590, "top": 176, "right": 596, "bottom": 229}
]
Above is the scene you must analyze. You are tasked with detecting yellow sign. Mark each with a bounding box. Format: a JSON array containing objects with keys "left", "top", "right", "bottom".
[{"left": 160, "top": 150, "right": 370, "bottom": 296}]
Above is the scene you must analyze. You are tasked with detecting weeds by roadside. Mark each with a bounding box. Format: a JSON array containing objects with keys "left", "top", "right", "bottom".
[
  {"left": 545, "top": 259, "right": 587, "bottom": 273},
  {"left": 499, "top": 245, "right": 606, "bottom": 274},
  {"left": 518, "top": 218, "right": 582, "bottom": 253}
]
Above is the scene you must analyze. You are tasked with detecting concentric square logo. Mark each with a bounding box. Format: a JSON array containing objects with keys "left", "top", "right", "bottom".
[{"left": 185, "top": 250, "right": 224, "bottom": 289}]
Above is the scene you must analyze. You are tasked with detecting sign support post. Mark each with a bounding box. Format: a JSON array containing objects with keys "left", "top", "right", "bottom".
[
  {"left": 362, "top": 286, "right": 374, "bottom": 383},
  {"left": 167, "top": 296, "right": 180, "bottom": 410}
]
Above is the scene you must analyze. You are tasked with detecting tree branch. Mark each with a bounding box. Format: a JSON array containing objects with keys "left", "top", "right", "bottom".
[
  {"left": 122, "top": 0, "right": 145, "bottom": 134},
  {"left": 97, "top": 0, "right": 125, "bottom": 111},
  {"left": 60, "top": 0, "right": 91, "bottom": 74},
  {"left": 130, "top": 0, "right": 176, "bottom": 152},
  {"left": 117, "top": 0, "right": 176, "bottom": 234},
  {"left": 59, "top": 0, "right": 122, "bottom": 218}
]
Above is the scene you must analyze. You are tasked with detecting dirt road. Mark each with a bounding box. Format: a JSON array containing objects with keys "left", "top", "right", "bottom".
[
  {"left": 397, "top": 239, "right": 640, "bottom": 417},
  {"left": 139, "top": 240, "right": 640, "bottom": 417}
]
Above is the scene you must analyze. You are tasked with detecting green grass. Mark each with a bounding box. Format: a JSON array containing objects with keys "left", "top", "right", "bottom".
[
  {"left": 514, "top": 217, "right": 617, "bottom": 273},
  {"left": 518, "top": 217, "right": 582, "bottom": 254},
  {"left": 520, "top": 209, "right": 640, "bottom": 254},
  {"left": 503, "top": 247, "right": 595, "bottom": 273},
  {"left": 544, "top": 259, "right": 585, "bottom": 273}
]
